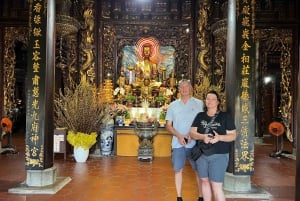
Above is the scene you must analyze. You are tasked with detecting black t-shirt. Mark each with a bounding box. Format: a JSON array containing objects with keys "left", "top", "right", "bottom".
[{"left": 191, "top": 111, "right": 236, "bottom": 154}]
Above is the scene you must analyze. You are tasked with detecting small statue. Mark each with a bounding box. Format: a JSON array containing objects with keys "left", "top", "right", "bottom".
[{"left": 141, "top": 77, "right": 152, "bottom": 101}]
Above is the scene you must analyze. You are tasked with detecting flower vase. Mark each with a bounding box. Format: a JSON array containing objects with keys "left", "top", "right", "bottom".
[
  {"left": 100, "top": 125, "right": 114, "bottom": 156},
  {"left": 74, "top": 146, "right": 89, "bottom": 162},
  {"left": 115, "top": 115, "right": 124, "bottom": 126}
]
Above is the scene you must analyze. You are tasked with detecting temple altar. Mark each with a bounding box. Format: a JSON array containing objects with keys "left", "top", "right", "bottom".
[
  {"left": 112, "top": 37, "right": 178, "bottom": 108},
  {"left": 102, "top": 37, "right": 176, "bottom": 159},
  {"left": 115, "top": 126, "right": 172, "bottom": 157}
]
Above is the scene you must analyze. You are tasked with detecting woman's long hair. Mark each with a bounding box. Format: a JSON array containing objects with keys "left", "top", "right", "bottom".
[{"left": 203, "top": 90, "right": 222, "bottom": 112}]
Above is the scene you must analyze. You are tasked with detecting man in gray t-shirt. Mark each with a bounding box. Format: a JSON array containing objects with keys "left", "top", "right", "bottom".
[{"left": 165, "top": 79, "right": 204, "bottom": 201}]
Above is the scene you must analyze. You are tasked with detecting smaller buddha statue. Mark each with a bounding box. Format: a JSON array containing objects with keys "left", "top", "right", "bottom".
[
  {"left": 159, "top": 79, "right": 168, "bottom": 96},
  {"left": 141, "top": 77, "right": 152, "bottom": 101},
  {"left": 124, "top": 78, "right": 132, "bottom": 94},
  {"left": 169, "top": 69, "right": 176, "bottom": 88},
  {"left": 117, "top": 67, "right": 126, "bottom": 87},
  {"left": 114, "top": 67, "right": 126, "bottom": 102}
]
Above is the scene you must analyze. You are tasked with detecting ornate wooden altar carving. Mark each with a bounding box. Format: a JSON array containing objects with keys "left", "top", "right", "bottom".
[{"left": 98, "top": 0, "right": 195, "bottom": 85}]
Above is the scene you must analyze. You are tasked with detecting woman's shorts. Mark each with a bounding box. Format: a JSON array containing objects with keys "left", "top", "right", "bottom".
[{"left": 196, "top": 153, "right": 229, "bottom": 183}]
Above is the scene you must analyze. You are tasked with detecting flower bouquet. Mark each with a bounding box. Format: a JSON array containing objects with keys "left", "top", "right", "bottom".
[
  {"left": 159, "top": 104, "right": 168, "bottom": 126},
  {"left": 67, "top": 131, "right": 98, "bottom": 150},
  {"left": 54, "top": 80, "right": 110, "bottom": 152},
  {"left": 110, "top": 103, "right": 129, "bottom": 126},
  {"left": 110, "top": 103, "right": 128, "bottom": 117}
]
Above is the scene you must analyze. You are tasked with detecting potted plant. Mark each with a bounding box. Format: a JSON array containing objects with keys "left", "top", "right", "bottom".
[
  {"left": 159, "top": 104, "right": 168, "bottom": 126},
  {"left": 125, "top": 93, "right": 136, "bottom": 107},
  {"left": 54, "top": 80, "right": 109, "bottom": 162},
  {"left": 155, "top": 93, "right": 165, "bottom": 107}
]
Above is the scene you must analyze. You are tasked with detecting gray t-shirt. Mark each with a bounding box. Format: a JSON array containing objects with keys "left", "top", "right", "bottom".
[{"left": 165, "top": 97, "right": 204, "bottom": 148}]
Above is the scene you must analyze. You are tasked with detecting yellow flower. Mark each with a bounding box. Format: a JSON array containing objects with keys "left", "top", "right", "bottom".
[{"left": 67, "top": 131, "right": 98, "bottom": 150}]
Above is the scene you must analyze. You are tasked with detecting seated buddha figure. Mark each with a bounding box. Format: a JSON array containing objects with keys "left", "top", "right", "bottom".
[
  {"left": 141, "top": 77, "right": 152, "bottom": 100},
  {"left": 135, "top": 45, "right": 159, "bottom": 83}
]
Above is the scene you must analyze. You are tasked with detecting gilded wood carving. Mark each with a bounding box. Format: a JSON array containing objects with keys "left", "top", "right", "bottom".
[
  {"left": 256, "top": 29, "right": 293, "bottom": 142},
  {"left": 3, "top": 27, "right": 28, "bottom": 117}
]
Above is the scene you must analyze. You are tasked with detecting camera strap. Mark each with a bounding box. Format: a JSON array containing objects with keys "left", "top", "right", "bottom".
[{"left": 204, "top": 111, "right": 220, "bottom": 134}]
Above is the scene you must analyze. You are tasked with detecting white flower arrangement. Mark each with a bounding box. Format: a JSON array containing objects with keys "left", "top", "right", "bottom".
[
  {"left": 165, "top": 88, "right": 173, "bottom": 96},
  {"left": 113, "top": 87, "right": 125, "bottom": 96}
]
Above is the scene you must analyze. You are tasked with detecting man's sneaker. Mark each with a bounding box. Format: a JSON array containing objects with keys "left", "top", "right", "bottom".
[
  {"left": 198, "top": 197, "right": 204, "bottom": 201},
  {"left": 177, "top": 197, "right": 183, "bottom": 201}
]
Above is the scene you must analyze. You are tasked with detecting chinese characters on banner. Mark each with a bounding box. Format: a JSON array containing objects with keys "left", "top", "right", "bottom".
[
  {"left": 25, "top": 0, "right": 47, "bottom": 170},
  {"left": 234, "top": 0, "right": 255, "bottom": 175}
]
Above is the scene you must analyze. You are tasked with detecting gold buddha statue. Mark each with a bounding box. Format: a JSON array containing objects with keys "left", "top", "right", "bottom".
[{"left": 135, "top": 45, "right": 158, "bottom": 82}]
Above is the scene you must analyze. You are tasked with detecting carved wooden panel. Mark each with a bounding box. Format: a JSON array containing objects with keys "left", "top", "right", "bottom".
[
  {"left": 97, "top": 0, "right": 195, "bottom": 85},
  {"left": 255, "top": 29, "right": 294, "bottom": 142},
  {"left": 99, "top": 0, "right": 192, "bottom": 21}
]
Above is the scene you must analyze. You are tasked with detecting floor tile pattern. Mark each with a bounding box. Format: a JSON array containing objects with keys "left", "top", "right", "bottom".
[{"left": 0, "top": 132, "right": 295, "bottom": 201}]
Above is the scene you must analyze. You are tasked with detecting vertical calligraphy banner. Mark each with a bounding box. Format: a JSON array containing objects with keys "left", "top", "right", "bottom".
[
  {"left": 234, "top": 0, "right": 256, "bottom": 175},
  {"left": 25, "top": 0, "right": 55, "bottom": 170}
]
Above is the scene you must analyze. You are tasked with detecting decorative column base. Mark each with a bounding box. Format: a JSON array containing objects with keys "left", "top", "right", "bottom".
[
  {"left": 8, "top": 166, "right": 71, "bottom": 194},
  {"left": 224, "top": 172, "right": 251, "bottom": 192},
  {"left": 26, "top": 166, "right": 57, "bottom": 186},
  {"left": 223, "top": 172, "right": 272, "bottom": 199}
]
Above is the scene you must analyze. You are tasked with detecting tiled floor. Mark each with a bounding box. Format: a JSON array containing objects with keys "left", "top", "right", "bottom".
[{"left": 0, "top": 131, "right": 296, "bottom": 201}]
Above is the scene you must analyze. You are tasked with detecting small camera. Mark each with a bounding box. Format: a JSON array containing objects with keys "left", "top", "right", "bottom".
[
  {"left": 208, "top": 134, "right": 214, "bottom": 139},
  {"left": 184, "top": 138, "right": 188, "bottom": 143}
]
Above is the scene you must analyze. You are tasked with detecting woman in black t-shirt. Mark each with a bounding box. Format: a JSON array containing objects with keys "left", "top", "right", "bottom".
[{"left": 190, "top": 90, "right": 237, "bottom": 201}]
